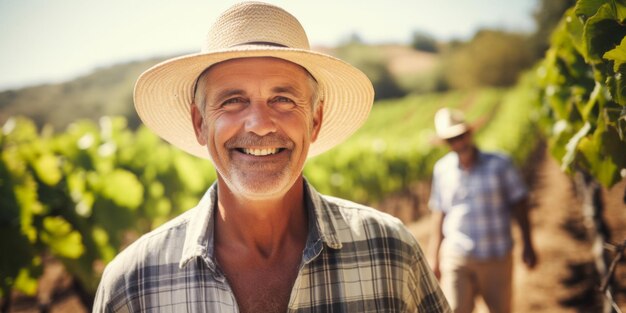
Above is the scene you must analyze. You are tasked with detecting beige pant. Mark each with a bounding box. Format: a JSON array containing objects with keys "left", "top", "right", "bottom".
[{"left": 440, "top": 251, "right": 513, "bottom": 313}]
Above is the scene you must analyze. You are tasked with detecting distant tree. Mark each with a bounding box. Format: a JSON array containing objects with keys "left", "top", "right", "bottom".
[
  {"left": 335, "top": 43, "right": 406, "bottom": 100},
  {"left": 442, "top": 30, "right": 534, "bottom": 89},
  {"left": 344, "top": 32, "right": 364, "bottom": 45},
  {"left": 410, "top": 31, "right": 438, "bottom": 53},
  {"left": 0, "top": 58, "right": 164, "bottom": 131}
]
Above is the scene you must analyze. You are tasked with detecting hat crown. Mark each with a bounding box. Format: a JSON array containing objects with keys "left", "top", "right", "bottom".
[
  {"left": 204, "top": 2, "right": 310, "bottom": 51},
  {"left": 434, "top": 108, "right": 468, "bottom": 139},
  {"left": 134, "top": 2, "right": 373, "bottom": 159}
]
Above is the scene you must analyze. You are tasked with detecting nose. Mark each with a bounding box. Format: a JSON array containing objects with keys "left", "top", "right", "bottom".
[{"left": 244, "top": 101, "right": 277, "bottom": 136}]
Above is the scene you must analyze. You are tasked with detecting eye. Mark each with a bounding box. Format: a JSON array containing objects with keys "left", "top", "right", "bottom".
[
  {"left": 221, "top": 97, "right": 248, "bottom": 111},
  {"left": 274, "top": 96, "right": 293, "bottom": 103},
  {"left": 271, "top": 96, "right": 296, "bottom": 110}
]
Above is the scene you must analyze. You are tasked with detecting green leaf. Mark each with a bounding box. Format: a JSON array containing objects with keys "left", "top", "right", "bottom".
[
  {"left": 575, "top": 0, "right": 606, "bottom": 20},
  {"left": 100, "top": 169, "right": 144, "bottom": 209},
  {"left": 41, "top": 216, "right": 84, "bottom": 259},
  {"left": 33, "top": 154, "right": 62, "bottom": 186},
  {"left": 145, "top": 197, "right": 172, "bottom": 219},
  {"left": 173, "top": 153, "right": 205, "bottom": 193},
  {"left": 14, "top": 179, "right": 44, "bottom": 241},
  {"left": 92, "top": 226, "right": 116, "bottom": 262},
  {"left": 603, "top": 36, "right": 626, "bottom": 72},
  {"left": 578, "top": 116, "right": 626, "bottom": 187},
  {"left": 583, "top": 3, "right": 626, "bottom": 65},
  {"left": 13, "top": 267, "right": 39, "bottom": 296},
  {"left": 148, "top": 181, "right": 164, "bottom": 198},
  {"left": 565, "top": 8, "right": 586, "bottom": 54},
  {"left": 0, "top": 226, "right": 40, "bottom": 296},
  {"left": 616, "top": 1, "right": 626, "bottom": 21}
]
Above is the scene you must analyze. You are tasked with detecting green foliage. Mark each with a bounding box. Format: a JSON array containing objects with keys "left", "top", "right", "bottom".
[
  {"left": 477, "top": 73, "right": 542, "bottom": 166},
  {"left": 410, "top": 31, "right": 438, "bottom": 53},
  {"left": 534, "top": 0, "right": 626, "bottom": 187},
  {"left": 442, "top": 30, "right": 535, "bottom": 89},
  {"left": 305, "top": 87, "right": 539, "bottom": 203},
  {"left": 1, "top": 90, "right": 540, "bottom": 303},
  {"left": 530, "top": 0, "right": 578, "bottom": 59},
  {"left": 0, "top": 58, "right": 164, "bottom": 131},
  {"left": 396, "top": 68, "right": 448, "bottom": 95},
  {"left": 0, "top": 116, "right": 215, "bottom": 299}
]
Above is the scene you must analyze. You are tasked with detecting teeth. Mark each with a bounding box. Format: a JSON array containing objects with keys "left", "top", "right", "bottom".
[{"left": 242, "top": 148, "right": 280, "bottom": 156}]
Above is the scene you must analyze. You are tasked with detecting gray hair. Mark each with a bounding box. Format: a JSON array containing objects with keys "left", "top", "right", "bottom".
[{"left": 192, "top": 66, "right": 321, "bottom": 116}]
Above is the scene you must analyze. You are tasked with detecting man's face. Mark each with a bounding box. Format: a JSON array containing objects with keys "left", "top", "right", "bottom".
[
  {"left": 445, "top": 131, "right": 473, "bottom": 154},
  {"left": 192, "top": 57, "right": 322, "bottom": 199}
]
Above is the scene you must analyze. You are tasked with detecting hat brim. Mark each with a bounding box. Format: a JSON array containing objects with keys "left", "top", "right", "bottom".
[
  {"left": 134, "top": 46, "right": 374, "bottom": 159},
  {"left": 437, "top": 124, "right": 468, "bottom": 139}
]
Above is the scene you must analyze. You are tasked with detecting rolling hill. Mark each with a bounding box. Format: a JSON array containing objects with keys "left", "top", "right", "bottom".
[{"left": 0, "top": 45, "right": 438, "bottom": 131}]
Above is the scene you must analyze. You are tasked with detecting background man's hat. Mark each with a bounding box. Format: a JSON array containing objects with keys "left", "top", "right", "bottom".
[
  {"left": 434, "top": 108, "right": 469, "bottom": 139},
  {"left": 134, "top": 1, "right": 374, "bottom": 158}
]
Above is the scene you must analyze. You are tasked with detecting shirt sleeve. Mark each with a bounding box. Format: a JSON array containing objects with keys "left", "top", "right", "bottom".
[
  {"left": 501, "top": 157, "right": 528, "bottom": 204},
  {"left": 92, "top": 272, "right": 116, "bottom": 313},
  {"left": 406, "top": 241, "right": 452, "bottom": 312},
  {"left": 92, "top": 257, "right": 133, "bottom": 313},
  {"left": 428, "top": 163, "right": 443, "bottom": 212}
]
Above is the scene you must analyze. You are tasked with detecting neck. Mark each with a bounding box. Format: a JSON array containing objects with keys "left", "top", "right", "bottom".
[
  {"left": 458, "top": 146, "right": 478, "bottom": 170},
  {"left": 215, "top": 176, "right": 308, "bottom": 258}
]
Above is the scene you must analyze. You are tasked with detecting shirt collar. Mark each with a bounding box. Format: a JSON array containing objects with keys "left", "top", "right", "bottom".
[
  {"left": 179, "top": 179, "right": 343, "bottom": 271},
  {"left": 303, "top": 180, "right": 343, "bottom": 249},
  {"left": 453, "top": 147, "right": 485, "bottom": 170},
  {"left": 179, "top": 182, "right": 219, "bottom": 270}
]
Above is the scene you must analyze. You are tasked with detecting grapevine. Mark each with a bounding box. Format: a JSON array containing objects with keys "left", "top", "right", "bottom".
[
  {"left": 1, "top": 86, "right": 540, "bottom": 307},
  {"left": 535, "top": 0, "right": 626, "bottom": 188}
]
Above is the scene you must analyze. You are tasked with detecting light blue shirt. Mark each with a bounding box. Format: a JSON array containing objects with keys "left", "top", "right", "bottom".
[{"left": 429, "top": 150, "right": 528, "bottom": 259}]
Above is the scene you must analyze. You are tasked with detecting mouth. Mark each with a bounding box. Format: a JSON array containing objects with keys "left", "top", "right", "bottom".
[{"left": 237, "top": 148, "right": 286, "bottom": 156}]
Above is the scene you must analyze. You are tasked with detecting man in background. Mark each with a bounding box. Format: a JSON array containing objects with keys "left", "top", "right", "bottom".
[{"left": 427, "top": 108, "right": 537, "bottom": 313}]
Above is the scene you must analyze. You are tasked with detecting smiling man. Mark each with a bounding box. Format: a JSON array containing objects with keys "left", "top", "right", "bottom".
[{"left": 93, "top": 2, "right": 449, "bottom": 313}]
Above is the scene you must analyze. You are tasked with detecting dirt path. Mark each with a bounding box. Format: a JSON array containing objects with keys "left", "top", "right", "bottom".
[{"left": 407, "top": 152, "right": 626, "bottom": 312}]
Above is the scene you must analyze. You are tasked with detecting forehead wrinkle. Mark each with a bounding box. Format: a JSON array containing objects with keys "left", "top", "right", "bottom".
[
  {"left": 211, "top": 88, "right": 246, "bottom": 104},
  {"left": 272, "top": 85, "right": 307, "bottom": 98}
]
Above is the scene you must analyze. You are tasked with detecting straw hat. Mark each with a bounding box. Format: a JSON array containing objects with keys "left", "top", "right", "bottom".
[
  {"left": 134, "top": 1, "right": 374, "bottom": 159},
  {"left": 434, "top": 108, "right": 469, "bottom": 139}
]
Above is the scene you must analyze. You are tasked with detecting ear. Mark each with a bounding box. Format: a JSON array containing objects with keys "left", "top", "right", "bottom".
[
  {"left": 191, "top": 104, "right": 207, "bottom": 146},
  {"left": 310, "top": 101, "right": 323, "bottom": 142}
]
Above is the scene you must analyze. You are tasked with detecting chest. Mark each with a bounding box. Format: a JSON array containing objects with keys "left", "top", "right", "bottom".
[
  {"left": 439, "top": 166, "right": 504, "bottom": 204},
  {"left": 217, "top": 249, "right": 302, "bottom": 313},
  {"left": 225, "top": 264, "right": 299, "bottom": 313},
  {"left": 125, "top": 245, "right": 412, "bottom": 312}
]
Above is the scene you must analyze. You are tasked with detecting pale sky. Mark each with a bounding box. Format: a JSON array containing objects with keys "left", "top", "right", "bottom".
[{"left": 0, "top": 0, "right": 538, "bottom": 91}]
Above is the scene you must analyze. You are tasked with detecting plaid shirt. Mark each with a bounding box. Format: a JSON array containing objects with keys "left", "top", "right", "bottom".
[
  {"left": 94, "top": 180, "right": 450, "bottom": 312},
  {"left": 429, "top": 150, "right": 528, "bottom": 259}
]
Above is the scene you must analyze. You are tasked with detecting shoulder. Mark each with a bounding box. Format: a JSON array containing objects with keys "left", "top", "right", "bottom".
[
  {"left": 322, "top": 195, "right": 404, "bottom": 228},
  {"left": 108, "top": 207, "right": 194, "bottom": 267},
  {"left": 94, "top": 208, "right": 196, "bottom": 309},
  {"left": 484, "top": 151, "right": 512, "bottom": 162},
  {"left": 433, "top": 152, "right": 456, "bottom": 171},
  {"left": 480, "top": 151, "right": 515, "bottom": 170},
  {"left": 321, "top": 195, "right": 418, "bottom": 249}
]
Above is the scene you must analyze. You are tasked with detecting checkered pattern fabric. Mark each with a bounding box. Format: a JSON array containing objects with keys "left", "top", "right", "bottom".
[
  {"left": 94, "top": 180, "right": 450, "bottom": 312},
  {"left": 429, "top": 151, "right": 528, "bottom": 259}
]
